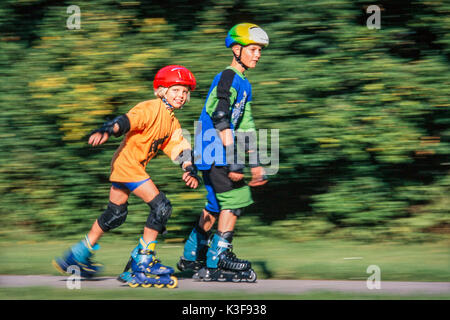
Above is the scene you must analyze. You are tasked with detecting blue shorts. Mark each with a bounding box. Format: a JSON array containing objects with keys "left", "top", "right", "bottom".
[{"left": 111, "top": 178, "right": 150, "bottom": 192}]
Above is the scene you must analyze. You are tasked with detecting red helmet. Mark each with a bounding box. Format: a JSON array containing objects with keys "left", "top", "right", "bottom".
[{"left": 153, "top": 65, "right": 196, "bottom": 91}]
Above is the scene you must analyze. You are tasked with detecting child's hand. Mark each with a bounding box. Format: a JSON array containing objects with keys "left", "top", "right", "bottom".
[
  {"left": 228, "top": 171, "right": 244, "bottom": 182},
  {"left": 182, "top": 171, "right": 199, "bottom": 189},
  {"left": 248, "top": 166, "right": 268, "bottom": 187},
  {"left": 88, "top": 132, "right": 109, "bottom": 146},
  {"left": 228, "top": 163, "right": 245, "bottom": 182}
]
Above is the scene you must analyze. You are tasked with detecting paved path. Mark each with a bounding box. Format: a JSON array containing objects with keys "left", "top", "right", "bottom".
[{"left": 1, "top": 275, "right": 449, "bottom": 296}]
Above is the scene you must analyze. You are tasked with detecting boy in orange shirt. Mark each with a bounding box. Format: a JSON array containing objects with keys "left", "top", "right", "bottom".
[{"left": 53, "top": 65, "right": 200, "bottom": 288}]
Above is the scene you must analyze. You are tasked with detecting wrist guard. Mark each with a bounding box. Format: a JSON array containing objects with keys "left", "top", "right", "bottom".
[
  {"left": 184, "top": 164, "right": 202, "bottom": 184},
  {"left": 91, "top": 115, "right": 130, "bottom": 138}
]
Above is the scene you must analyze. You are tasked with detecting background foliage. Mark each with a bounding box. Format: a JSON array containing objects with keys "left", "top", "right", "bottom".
[{"left": 0, "top": 0, "right": 448, "bottom": 242}]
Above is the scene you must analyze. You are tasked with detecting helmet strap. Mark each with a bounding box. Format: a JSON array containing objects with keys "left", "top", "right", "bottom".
[
  {"left": 161, "top": 97, "right": 176, "bottom": 117},
  {"left": 233, "top": 45, "right": 249, "bottom": 71}
]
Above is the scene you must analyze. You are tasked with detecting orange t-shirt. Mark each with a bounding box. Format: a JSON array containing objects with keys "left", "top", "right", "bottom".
[{"left": 109, "top": 98, "right": 191, "bottom": 182}]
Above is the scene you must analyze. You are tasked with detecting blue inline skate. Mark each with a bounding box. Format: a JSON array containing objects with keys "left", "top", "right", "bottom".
[
  {"left": 117, "top": 238, "right": 178, "bottom": 288},
  {"left": 177, "top": 225, "right": 210, "bottom": 272},
  {"left": 194, "top": 232, "right": 257, "bottom": 283},
  {"left": 52, "top": 235, "right": 103, "bottom": 278}
]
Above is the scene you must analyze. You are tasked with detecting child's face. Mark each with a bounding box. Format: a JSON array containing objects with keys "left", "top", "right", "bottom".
[
  {"left": 239, "top": 44, "right": 262, "bottom": 69},
  {"left": 165, "top": 85, "right": 189, "bottom": 109}
]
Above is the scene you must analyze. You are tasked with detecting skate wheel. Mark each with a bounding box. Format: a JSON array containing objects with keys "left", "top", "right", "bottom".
[
  {"left": 166, "top": 276, "right": 178, "bottom": 289},
  {"left": 128, "top": 282, "right": 140, "bottom": 288},
  {"left": 202, "top": 275, "right": 211, "bottom": 282},
  {"left": 141, "top": 283, "right": 153, "bottom": 288},
  {"left": 232, "top": 274, "right": 241, "bottom": 283},
  {"left": 218, "top": 274, "right": 226, "bottom": 282},
  {"left": 247, "top": 270, "right": 257, "bottom": 283},
  {"left": 154, "top": 276, "right": 165, "bottom": 288}
]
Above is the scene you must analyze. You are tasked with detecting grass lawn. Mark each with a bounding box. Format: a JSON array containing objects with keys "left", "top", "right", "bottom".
[
  {"left": 0, "top": 286, "right": 449, "bottom": 300},
  {"left": 0, "top": 237, "right": 448, "bottom": 282}
]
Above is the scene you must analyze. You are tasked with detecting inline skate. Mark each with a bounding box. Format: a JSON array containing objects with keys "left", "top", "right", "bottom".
[
  {"left": 117, "top": 238, "right": 178, "bottom": 288},
  {"left": 177, "top": 225, "right": 210, "bottom": 272},
  {"left": 193, "top": 232, "right": 257, "bottom": 283},
  {"left": 52, "top": 235, "right": 103, "bottom": 278}
]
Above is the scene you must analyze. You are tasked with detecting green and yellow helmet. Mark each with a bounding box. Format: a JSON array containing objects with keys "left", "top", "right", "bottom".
[{"left": 225, "top": 23, "right": 269, "bottom": 48}]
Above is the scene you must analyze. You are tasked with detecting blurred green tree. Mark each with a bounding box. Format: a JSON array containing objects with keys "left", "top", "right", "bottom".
[{"left": 0, "top": 0, "right": 448, "bottom": 242}]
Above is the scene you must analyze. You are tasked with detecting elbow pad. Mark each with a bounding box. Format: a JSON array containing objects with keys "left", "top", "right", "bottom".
[{"left": 211, "top": 110, "right": 230, "bottom": 131}]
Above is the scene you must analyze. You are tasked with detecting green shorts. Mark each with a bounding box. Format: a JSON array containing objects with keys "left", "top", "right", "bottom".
[{"left": 202, "top": 165, "right": 253, "bottom": 214}]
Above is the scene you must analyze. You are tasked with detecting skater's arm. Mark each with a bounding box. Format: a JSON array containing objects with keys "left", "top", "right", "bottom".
[
  {"left": 204, "top": 71, "right": 238, "bottom": 148},
  {"left": 163, "top": 125, "right": 200, "bottom": 189},
  {"left": 209, "top": 69, "right": 236, "bottom": 132},
  {"left": 174, "top": 149, "right": 201, "bottom": 189},
  {"left": 88, "top": 115, "right": 130, "bottom": 146},
  {"left": 209, "top": 73, "right": 242, "bottom": 178},
  {"left": 88, "top": 101, "right": 154, "bottom": 147}
]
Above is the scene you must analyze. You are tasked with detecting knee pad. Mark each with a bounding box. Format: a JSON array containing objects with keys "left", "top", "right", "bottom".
[
  {"left": 146, "top": 192, "right": 172, "bottom": 234},
  {"left": 221, "top": 208, "right": 243, "bottom": 217},
  {"left": 97, "top": 201, "right": 128, "bottom": 232},
  {"left": 230, "top": 208, "right": 243, "bottom": 217}
]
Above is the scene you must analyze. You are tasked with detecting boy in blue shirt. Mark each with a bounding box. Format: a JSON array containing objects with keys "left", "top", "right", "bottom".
[{"left": 178, "top": 23, "right": 269, "bottom": 282}]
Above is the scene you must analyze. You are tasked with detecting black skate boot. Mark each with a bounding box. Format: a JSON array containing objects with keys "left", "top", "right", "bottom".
[{"left": 194, "top": 232, "right": 257, "bottom": 283}]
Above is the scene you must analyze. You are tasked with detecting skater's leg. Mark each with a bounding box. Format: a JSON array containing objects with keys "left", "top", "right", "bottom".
[
  {"left": 199, "top": 208, "right": 217, "bottom": 232},
  {"left": 178, "top": 209, "right": 216, "bottom": 270},
  {"left": 217, "top": 209, "right": 237, "bottom": 233},
  {"left": 197, "top": 207, "right": 257, "bottom": 282},
  {"left": 118, "top": 180, "right": 177, "bottom": 287},
  {"left": 132, "top": 178, "right": 159, "bottom": 203},
  {"left": 87, "top": 185, "right": 130, "bottom": 246},
  {"left": 132, "top": 179, "right": 164, "bottom": 243},
  {"left": 53, "top": 185, "right": 130, "bottom": 277},
  {"left": 86, "top": 220, "right": 104, "bottom": 247},
  {"left": 197, "top": 168, "right": 219, "bottom": 233},
  {"left": 143, "top": 227, "right": 159, "bottom": 244},
  {"left": 206, "top": 209, "right": 245, "bottom": 268},
  {"left": 179, "top": 168, "right": 219, "bottom": 269},
  {"left": 198, "top": 214, "right": 256, "bottom": 282},
  {"left": 207, "top": 210, "right": 239, "bottom": 269},
  {"left": 183, "top": 208, "right": 217, "bottom": 262}
]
